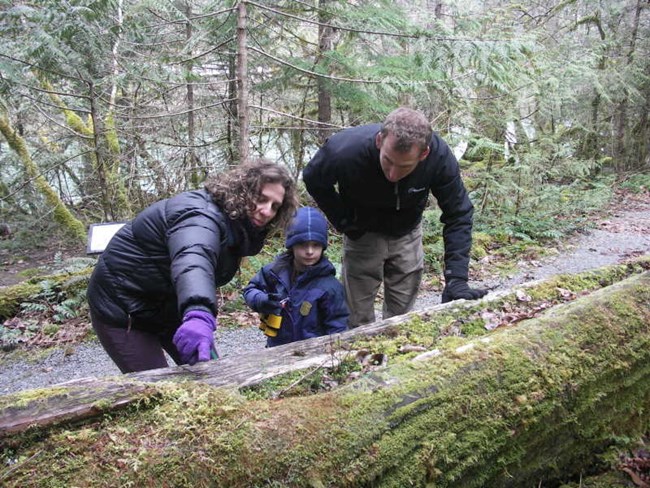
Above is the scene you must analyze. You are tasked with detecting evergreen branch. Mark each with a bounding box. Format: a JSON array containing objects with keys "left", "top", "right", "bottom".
[
  {"left": 248, "top": 45, "right": 453, "bottom": 86},
  {"left": 0, "top": 150, "right": 94, "bottom": 204},
  {"left": 169, "top": 36, "right": 235, "bottom": 66},
  {"left": 248, "top": 104, "right": 345, "bottom": 129},
  {"left": 117, "top": 98, "right": 237, "bottom": 121},
  {"left": 248, "top": 0, "right": 415, "bottom": 39},
  {"left": 19, "top": 92, "right": 92, "bottom": 117},
  {"left": 145, "top": 6, "right": 236, "bottom": 27},
  {"left": 10, "top": 79, "right": 91, "bottom": 102},
  {"left": 247, "top": 45, "right": 381, "bottom": 84},
  {"left": 0, "top": 53, "right": 88, "bottom": 85},
  {"left": 248, "top": 0, "right": 514, "bottom": 43},
  {"left": 31, "top": 102, "right": 94, "bottom": 141}
]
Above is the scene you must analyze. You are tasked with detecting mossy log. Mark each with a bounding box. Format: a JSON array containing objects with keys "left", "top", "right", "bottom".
[
  {"left": 0, "top": 269, "right": 648, "bottom": 487},
  {"left": 0, "top": 268, "right": 92, "bottom": 319},
  {"left": 1, "top": 263, "right": 646, "bottom": 437}
]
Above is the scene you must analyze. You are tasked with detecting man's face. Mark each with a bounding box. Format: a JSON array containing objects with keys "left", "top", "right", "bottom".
[
  {"left": 292, "top": 241, "right": 324, "bottom": 272},
  {"left": 376, "top": 132, "right": 430, "bottom": 183},
  {"left": 247, "top": 182, "right": 285, "bottom": 228}
]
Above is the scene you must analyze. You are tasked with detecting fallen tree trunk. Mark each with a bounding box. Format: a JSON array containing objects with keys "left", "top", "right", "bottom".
[
  {"left": 1, "top": 262, "right": 645, "bottom": 437},
  {"left": 0, "top": 268, "right": 648, "bottom": 487},
  {"left": 0, "top": 268, "right": 92, "bottom": 320}
]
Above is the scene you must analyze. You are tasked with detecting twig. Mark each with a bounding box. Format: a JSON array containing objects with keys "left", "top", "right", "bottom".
[
  {"left": 0, "top": 450, "right": 42, "bottom": 482},
  {"left": 275, "top": 363, "right": 325, "bottom": 399}
]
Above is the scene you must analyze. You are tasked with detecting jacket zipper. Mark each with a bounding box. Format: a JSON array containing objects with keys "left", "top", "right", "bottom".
[{"left": 395, "top": 182, "right": 400, "bottom": 210}]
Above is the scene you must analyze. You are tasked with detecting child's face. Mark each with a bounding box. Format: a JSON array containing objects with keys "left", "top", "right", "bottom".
[{"left": 292, "top": 241, "right": 324, "bottom": 272}]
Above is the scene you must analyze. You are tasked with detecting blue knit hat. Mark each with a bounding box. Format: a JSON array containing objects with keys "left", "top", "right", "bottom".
[{"left": 285, "top": 207, "right": 328, "bottom": 250}]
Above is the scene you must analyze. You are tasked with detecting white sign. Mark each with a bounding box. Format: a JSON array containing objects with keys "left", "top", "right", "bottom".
[{"left": 87, "top": 222, "right": 126, "bottom": 254}]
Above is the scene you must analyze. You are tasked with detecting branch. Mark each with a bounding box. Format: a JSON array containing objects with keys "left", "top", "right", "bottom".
[
  {"left": 247, "top": 0, "right": 516, "bottom": 43},
  {"left": 120, "top": 98, "right": 237, "bottom": 121},
  {"left": 0, "top": 53, "right": 88, "bottom": 85},
  {"left": 0, "top": 150, "right": 94, "bottom": 204},
  {"left": 247, "top": 45, "right": 381, "bottom": 84},
  {"left": 248, "top": 104, "right": 345, "bottom": 129}
]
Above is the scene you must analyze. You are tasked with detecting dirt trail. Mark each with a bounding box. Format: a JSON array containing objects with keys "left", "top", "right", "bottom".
[
  {"left": 485, "top": 194, "right": 650, "bottom": 289},
  {"left": 1, "top": 192, "right": 649, "bottom": 395}
]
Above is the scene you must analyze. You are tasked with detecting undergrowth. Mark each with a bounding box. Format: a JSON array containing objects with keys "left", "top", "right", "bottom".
[{"left": 0, "top": 176, "right": 643, "bottom": 350}]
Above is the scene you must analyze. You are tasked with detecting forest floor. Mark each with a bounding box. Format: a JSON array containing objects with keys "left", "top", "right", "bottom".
[{"left": 0, "top": 189, "right": 649, "bottom": 396}]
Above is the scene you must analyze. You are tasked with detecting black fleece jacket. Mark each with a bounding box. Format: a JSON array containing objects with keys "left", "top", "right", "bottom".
[
  {"left": 302, "top": 123, "right": 474, "bottom": 280},
  {"left": 87, "top": 189, "right": 267, "bottom": 332}
]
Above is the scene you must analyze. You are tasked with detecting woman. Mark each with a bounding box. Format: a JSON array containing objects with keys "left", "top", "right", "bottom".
[{"left": 87, "top": 159, "right": 298, "bottom": 373}]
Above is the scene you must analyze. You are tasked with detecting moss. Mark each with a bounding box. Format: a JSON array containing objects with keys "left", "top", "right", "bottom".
[
  {"left": 0, "top": 268, "right": 92, "bottom": 320},
  {"left": 471, "top": 231, "right": 492, "bottom": 259},
  {"left": 1, "top": 270, "right": 648, "bottom": 487},
  {"left": 1, "top": 113, "right": 86, "bottom": 243},
  {"left": 16, "top": 268, "right": 42, "bottom": 279}
]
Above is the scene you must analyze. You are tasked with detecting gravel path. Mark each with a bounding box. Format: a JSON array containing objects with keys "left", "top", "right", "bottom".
[{"left": 1, "top": 197, "right": 648, "bottom": 395}]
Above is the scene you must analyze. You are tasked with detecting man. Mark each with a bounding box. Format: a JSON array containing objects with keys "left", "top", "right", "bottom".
[{"left": 302, "top": 107, "right": 486, "bottom": 326}]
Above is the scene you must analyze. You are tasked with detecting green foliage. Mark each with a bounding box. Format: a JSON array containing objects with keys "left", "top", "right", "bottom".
[
  {"left": 0, "top": 321, "right": 38, "bottom": 351},
  {"left": 619, "top": 173, "right": 650, "bottom": 193},
  {"left": 421, "top": 208, "right": 445, "bottom": 274},
  {"left": 20, "top": 277, "right": 88, "bottom": 325}
]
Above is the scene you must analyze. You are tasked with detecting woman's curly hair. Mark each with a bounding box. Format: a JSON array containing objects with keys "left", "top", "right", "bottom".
[{"left": 204, "top": 158, "right": 298, "bottom": 231}]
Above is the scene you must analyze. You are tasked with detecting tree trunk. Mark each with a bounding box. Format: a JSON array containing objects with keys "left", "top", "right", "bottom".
[
  {"left": 236, "top": 0, "right": 249, "bottom": 163},
  {"left": 0, "top": 116, "right": 86, "bottom": 242},
  {"left": 227, "top": 54, "right": 238, "bottom": 166},
  {"left": 1, "top": 268, "right": 649, "bottom": 487},
  {"left": 317, "top": 0, "right": 334, "bottom": 144},
  {"left": 613, "top": 0, "right": 643, "bottom": 172},
  {"left": 184, "top": 1, "right": 200, "bottom": 187}
]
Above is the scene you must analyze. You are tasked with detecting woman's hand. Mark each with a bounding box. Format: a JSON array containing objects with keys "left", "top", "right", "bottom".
[{"left": 173, "top": 310, "right": 217, "bottom": 365}]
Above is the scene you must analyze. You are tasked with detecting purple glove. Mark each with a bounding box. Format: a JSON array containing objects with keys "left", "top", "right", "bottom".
[{"left": 173, "top": 310, "right": 216, "bottom": 365}]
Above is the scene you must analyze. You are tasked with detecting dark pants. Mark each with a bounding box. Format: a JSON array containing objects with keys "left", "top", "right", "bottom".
[{"left": 91, "top": 312, "right": 182, "bottom": 373}]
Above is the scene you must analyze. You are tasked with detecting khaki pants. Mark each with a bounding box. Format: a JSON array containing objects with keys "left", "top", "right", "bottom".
[{"left": 342, "top": 225, "right": 424, "bottom": 327}]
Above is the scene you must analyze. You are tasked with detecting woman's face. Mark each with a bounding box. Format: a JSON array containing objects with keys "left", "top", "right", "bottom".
[{"left": 248, "top": 182, "right": 285, "bottom": 228}]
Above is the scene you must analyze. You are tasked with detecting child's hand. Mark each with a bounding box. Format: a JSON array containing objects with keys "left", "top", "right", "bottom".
[{"left": 255, "top": 293, "right": 282, "bottom": 314}]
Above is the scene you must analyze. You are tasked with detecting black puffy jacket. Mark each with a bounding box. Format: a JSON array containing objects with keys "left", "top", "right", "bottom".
[
  {"left": 87, "top": 189, "right": 266, "bottom": 332},
  {"left": 302, "top": 123, "right": 474, "bottom": 280}
]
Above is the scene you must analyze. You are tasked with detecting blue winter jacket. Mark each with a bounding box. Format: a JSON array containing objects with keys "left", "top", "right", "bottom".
[{"left": 243, "top": 252, "right": 349, "bottom": 347}]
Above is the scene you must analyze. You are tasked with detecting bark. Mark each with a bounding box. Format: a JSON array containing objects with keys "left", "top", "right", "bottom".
[
  {"left": 1, "top": 269, "right": 649, "bottom": 487},
  {"left": 227, "top": 54, "right": 238, "bottom": 165},
  {"left": 184, "top": 1, "right": 200, "bottom": 187},
  {"left": 236, "top": 0, "right": 249, "bottom": 163},
  {"left": 317, "top": 0, "right": 334, "bottom": 144},
  {"left": 613, "top": 0, "right": 643, "bottom": 171}
]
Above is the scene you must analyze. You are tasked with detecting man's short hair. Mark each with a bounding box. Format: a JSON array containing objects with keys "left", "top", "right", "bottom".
[{"left": 380, "top": 107, "right": 432, "bottom": 152}]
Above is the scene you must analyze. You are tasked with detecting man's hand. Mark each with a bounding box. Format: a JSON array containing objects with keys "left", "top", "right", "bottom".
[
  {"left": 441, "top": 278, "right": 487, "bottom": 304},
  {"left": 339, "top": 218, "right": 365, "bottom": 240}
]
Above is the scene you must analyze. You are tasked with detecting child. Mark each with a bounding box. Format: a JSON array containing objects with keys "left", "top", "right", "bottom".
[{"left": 243, "top": 206, "right": 349, "bottom": 347}]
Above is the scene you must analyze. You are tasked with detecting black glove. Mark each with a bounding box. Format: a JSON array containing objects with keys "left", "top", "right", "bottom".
[
  {"left": 344, "top": 228, "right": 365, "bottom": 240},
  {"left": 339, "top": 218, "right": 365, "bottom": 240},
  {"left": 441, "top": 278, "right": 487, "bottom": 304},
  {"left": 255, "top": 292, "right": 282, "bottom": 314}
]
